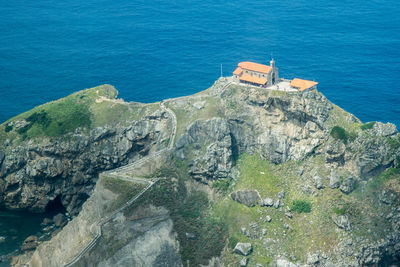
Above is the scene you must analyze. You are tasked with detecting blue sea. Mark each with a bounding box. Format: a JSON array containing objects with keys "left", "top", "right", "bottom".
[{"left": 0, "top": 0, "right": 399, "bottom": 258}]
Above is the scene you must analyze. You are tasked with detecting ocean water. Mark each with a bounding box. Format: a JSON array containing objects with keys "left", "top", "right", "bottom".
[
  {"left": 0, "top": 0, "right": 399, "bottom": 126},
  {"left": 0, "top": 0, "right": 399, "bottom": 258}
]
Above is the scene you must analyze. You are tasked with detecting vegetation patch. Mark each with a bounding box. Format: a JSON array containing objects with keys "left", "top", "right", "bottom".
[
  {"left": 291, "top": 200, "right": 312, "bottom": 213},
  {"left": 125, "top": 162, "right": 227, "bottom": 266},
  {"left": 101, "top": 175, "right": 146, "bottom": 214},
  {"left": 387, "top": 136, "right": 400, "bottom": 150},
  {"left": 360, "top": 121, "right": 376, "bottom": 130},
  {"left": 211, "top": 178, "right": 232, "bottom": 193},
  {"left": 330, "top": 125, "right": 357, "bottom": 144},
  {"left": 333, "top": 206, "right": 347, "bottom": 215}
]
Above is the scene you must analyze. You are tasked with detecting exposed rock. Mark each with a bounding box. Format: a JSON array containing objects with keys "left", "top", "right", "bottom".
[
  {"left": 0, "top": 150, "right": 5, "bottom": 166},
  {"left": 0, "top": 115, "right": 169, "bottom": 215},
  {"left": 21, "top": 235, "right": 39, "bottom": 251},
  {"left": 329, "top": 170, "right": 340, "bottom": 189},
  {"left": 42, "top": 218, "right": 53, "bottom": 226},
  {"left": 175, "top": 118, "right": 233, "bottom": 182},
  {"left": 262, "top": 229, "right": 267, "bottom": 235},
  {"left": 193, "top": 101, "right": 206, "bottom": 110},
  {"left": 372, "top": 122, "right": 398, "bottom": 137},
  {"left": 265, "top": 215, "right": 272, "bottom": 222},
  {"left": 332, "top": 214, "right": 352, "bottom": 231},
  {"left": 325, "top": 139, "right": 345, "bottom": 164},
  {"left": 340, "top": 176, "right": 355, "bottom": 194},
  {"left": 231, "top": 190, "right": 261, "bottom": 207},
  {"left": 233, "top": 242, "right": 252, "bottom": 256},
  {"left": 0, "top": 236, "right": 5, "bottom": 243},
  {"left": 306, "top": 252, "right": 320, "bottom": 265},
  {"left": 274, "top": 199, "right": 280, "bottom": 209},
  {"left": 261, "top": 198, "right": 274, "bottom": 207},
  {"left": 313, "top": 175, "right": 324, "bottom": 189},
  {"left": 380, "top": 190, "right": 398, "bottom": 205},
  {"left": 278, "top": 189, "right": 285, "bottom": 199},
  {"left": 239, "top": 257, "right": 248, "bottom": 266},
  {"left": 285, "top": 212, "right": 293, "bottom": 219},
  {"left": 275, "top": 258, "right": 297, "bottom": 267},
  {"left": 53, "top": 213, "right": 67, "bottom": 227},
  {"left": 8, "top": 119, "right": 31, "bottom": 129}
]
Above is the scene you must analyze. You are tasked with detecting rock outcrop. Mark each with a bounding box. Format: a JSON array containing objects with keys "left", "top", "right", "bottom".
[
  {"left": 0, "top": 115, "right": 170, "bottom": 215},
  {"left": 3, "top": 79, "right": 400, "bottom": 266}
]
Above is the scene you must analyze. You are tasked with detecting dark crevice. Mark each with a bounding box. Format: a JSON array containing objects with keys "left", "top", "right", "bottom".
[{"left": 45, "top": 195, "right": 66, "bottom": 214}]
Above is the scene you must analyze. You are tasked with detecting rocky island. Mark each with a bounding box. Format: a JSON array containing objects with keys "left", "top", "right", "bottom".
[{"left": 1, "top": 78, "right": 399, "bottom": 266}]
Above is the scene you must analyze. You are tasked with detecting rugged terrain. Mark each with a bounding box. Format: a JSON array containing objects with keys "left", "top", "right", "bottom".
[{"left": 1, "top": 78, "right": 399, "bottom": 266}]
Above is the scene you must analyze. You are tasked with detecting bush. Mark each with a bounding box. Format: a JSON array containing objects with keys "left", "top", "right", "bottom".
[
  {"left": 4, "top": 124, "right": 13, "bottom": 132},
  {"left": 330, "top": 126, "right": 347, "bottom": 143},
  {"left": 212, "top": 178, "right": 232, "bottom": 193},
  {"left": 333, "top": 206, "right": 347, "bottom": 215},
  {"left": 291, "top": 200, "right": 312, "bottom": 213},
  {"left": 360, "top": 121, "right": 376, "bottom": 130},
  {"left": 330, "top": 126, "right": 358, "bottom": 144}
]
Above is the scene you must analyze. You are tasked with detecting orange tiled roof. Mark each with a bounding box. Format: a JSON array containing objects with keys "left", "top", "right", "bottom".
[
  {"left": 290, "top": 78, "right": 318, "bottom": 92},
  {"left": 239, "top": 73, "right": 267, "bottom": 85},
  {"left": 238, "top": 62, "right": 272, "bottom": 74},
  {"left": 233, "top": 67, "right": 243, "bottom": 76}
]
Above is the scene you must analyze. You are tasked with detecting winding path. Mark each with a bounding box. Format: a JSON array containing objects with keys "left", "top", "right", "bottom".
[
  {"left": 63, "top": 101, "right": 177, "bottom": 267},
  {"left": 62, "top": 79, "right": 232, "bottom": 266}
]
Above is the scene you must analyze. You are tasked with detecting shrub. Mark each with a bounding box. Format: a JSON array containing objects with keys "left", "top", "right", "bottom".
[
  {"left": 387, "top": 136, "right": 400, "bottom": 150},
  {"left": 330, "top": 126, "right": 358, "bottom": 144},
  {"left": 212, "top": 178, "right": 232, "bottom": 193},
  {"left": 330, "top": 126, "right": 347, "bottom": 143},
  {"left": 291, "top": 200, "right": 312, "bottom": 213},
  {"left": 333, "top": 206, "right": 347, "bottom": 215},
  {"left": 360, "top": 121, "right": 376, "bottom": 130},
  {"left": 4, "top": 124, "right": 13, "bottom": 132}
]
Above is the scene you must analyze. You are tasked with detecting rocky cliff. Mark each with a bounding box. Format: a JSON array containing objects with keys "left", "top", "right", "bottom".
[
  {"left": 3, "top": 78, "right": 400, "bottom": 266},
  {"left": 0, "top": 85, "right": 171, "bottom": 215}
]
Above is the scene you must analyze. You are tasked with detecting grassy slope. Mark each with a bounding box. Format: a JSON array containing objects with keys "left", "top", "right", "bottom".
[
  {"left": 100, "top": 175, "right": 146, "bottom": 215},
  {"left": 0, "top": 84, "right": 159, "bottom": 147},
  {"left": 212, "top": 154, "right": 398, "bottom": 266}
]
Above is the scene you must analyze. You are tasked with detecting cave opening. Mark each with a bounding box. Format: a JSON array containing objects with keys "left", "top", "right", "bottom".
[{"left": 45, "top": 195, "right": 66, "bottom": 215}]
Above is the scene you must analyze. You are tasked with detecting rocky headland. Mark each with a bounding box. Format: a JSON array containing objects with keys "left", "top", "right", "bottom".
[{"left": 1, "top": 78, "right": 399, "bottom": 266}]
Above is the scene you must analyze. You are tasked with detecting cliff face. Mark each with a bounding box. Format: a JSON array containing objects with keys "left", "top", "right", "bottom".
[
  {"left": 0, "top": 85, "right": 171, "bottom": 215},
  {"left": 4, "top": 78, "right": 400, "bottom": 266}
]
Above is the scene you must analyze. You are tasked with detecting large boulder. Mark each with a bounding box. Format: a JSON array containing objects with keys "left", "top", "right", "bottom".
[
  {"left": 233, "top": 242, "right": 252, "bottom": 256},
  {"left": 21, "top": 235, "right": 39, "bottom": 251},
  {"left": 329, "top": 170, "right": 340, "bottom": 189},
  {"left": 261, "top": 198, "right": 274, "bottom": 207},
  {"left": 332, "top": 214, "right": 352, "bottom": 231},
  {"left": 340, "top": 176, "right": 355, "bottom": 194},
  {"left": 53, "top": 213, "right": 67, "bottom": 227},
  {"left": 231, "top": 190, "right": 261, "bottom": 207}
]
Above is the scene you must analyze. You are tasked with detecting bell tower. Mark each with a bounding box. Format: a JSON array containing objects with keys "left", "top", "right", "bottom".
[{"left": 270, "top": 58, "right": 279, "bottom": 85}]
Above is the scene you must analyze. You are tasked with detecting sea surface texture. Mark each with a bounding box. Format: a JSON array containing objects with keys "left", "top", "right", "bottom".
[
  {"left": 0, "top": 0, "right": 399, "bottom": 259},
  {"left": 0, "top": 0, "right": 399, "bottom": 126}
]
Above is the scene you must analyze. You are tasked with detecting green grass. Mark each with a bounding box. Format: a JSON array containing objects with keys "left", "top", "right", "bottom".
[
  {"left": 330, "top": 125, "right": 358, "bottom": 144},
  {"left": 211, "top": 177, "right": 232, "bottom": 193},
  {"left": 360, "top": 121, "right": 376, "bottom": 130},
  {"left": 326, "top": 104, "right": 362, "bottom": 133},
  {"left": 210, "top": 153, "right": 400, "bottom": 265},
  {"left": 234, "top": 154, "right": 281, "bottom": 196},
  {"left": 100, "top": 175, "right": 146, "bottom": 214},
  {"left": 168, "top": 96, "right": 222, "bottom": 140},
  {"left": 124, "top": 162, "right": 227, "bottom": 267},
  {"left": 0, "top": 84, "right": 159, "bottom": 146},
  {"left": 1, "top": 85, "right": 116, "bottom": 141},
  {"left": 291, "top": 200, "right": 312, "bottom": 213}
]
